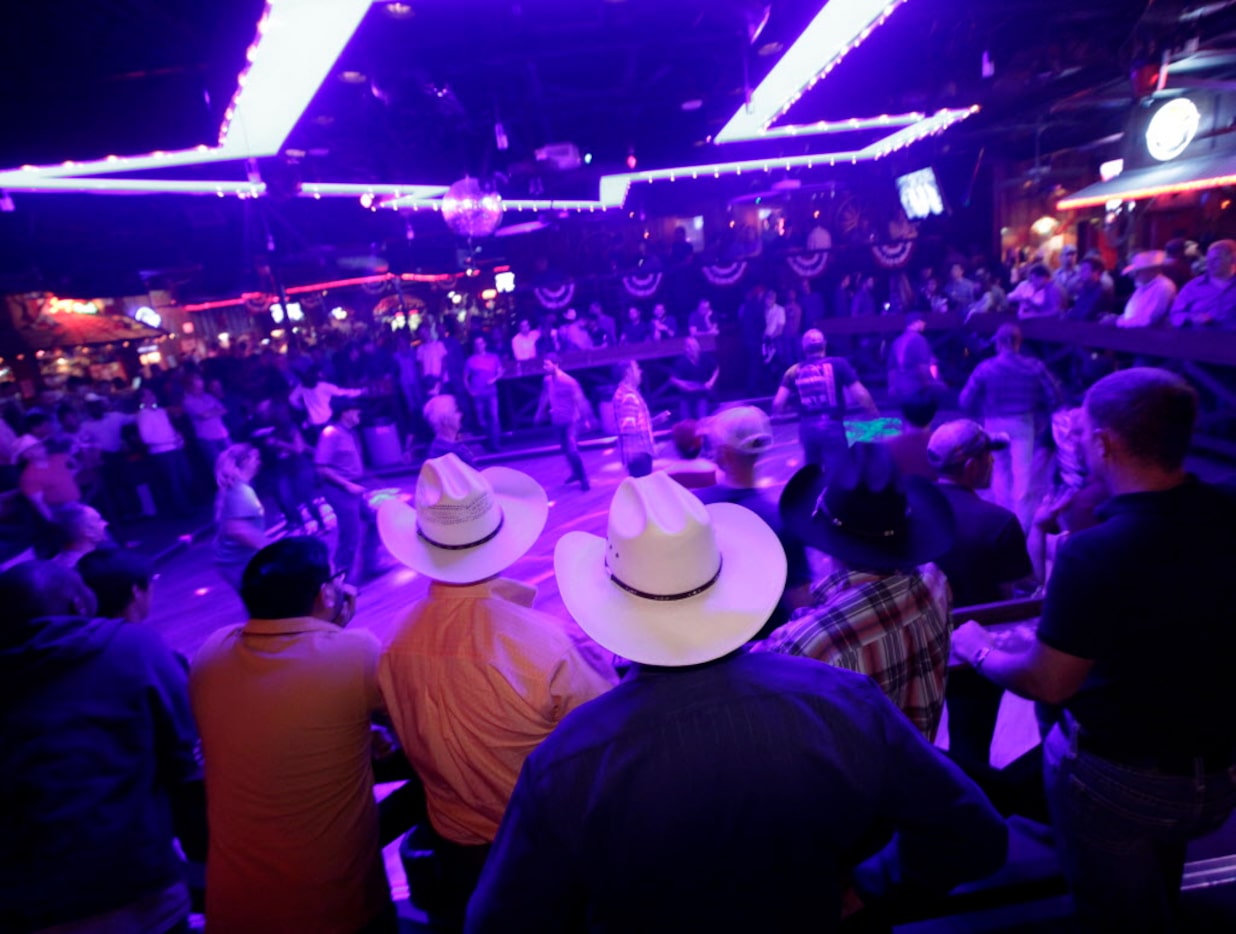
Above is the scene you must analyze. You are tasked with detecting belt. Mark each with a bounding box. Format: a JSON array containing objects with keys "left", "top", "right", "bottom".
[{"left": 1073, "top": 729, "right": 1236, "bottom": 777}]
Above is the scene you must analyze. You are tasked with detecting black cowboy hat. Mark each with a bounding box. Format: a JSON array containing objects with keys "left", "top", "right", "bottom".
[{"left": 780, "top": 442, "right": 955, "bottom": 573}]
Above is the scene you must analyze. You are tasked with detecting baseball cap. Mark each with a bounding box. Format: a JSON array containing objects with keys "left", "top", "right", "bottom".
[
  {"left": 707, "top": 406, "right": 773, "bottom": 455},
  {"left": 927, "top": 419, "right": 1009, "bottom": 471}
]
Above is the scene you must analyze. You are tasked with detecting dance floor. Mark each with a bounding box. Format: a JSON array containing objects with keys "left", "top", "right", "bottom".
[{"left": 148, "top": 421, "right": 1042, "bottom": 770}]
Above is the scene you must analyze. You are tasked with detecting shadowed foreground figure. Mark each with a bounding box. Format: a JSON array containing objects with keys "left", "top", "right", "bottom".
[
  {"left": 0, "top": 561, "right": 203, "bottom": 934},
  {"left": 468, "top": 472, "right": 1006, "bottom": 933}
]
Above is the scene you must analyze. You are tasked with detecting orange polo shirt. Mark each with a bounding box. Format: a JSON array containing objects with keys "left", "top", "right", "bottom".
[
  {"left": 190, "top": 616, "right": 389, "bottom": 933},
  {"left": 379, "top": 578, "right": 618, "bottom": 845}
]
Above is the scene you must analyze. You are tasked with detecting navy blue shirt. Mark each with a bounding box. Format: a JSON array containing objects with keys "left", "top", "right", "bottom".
[
  {"left": 468, "top": 651, "right": 1006, "bottom": 933},
  {"left": 935, "top": 483, "right": 1032, "bottom": 608},
  {"left": 0, "top": 616, "right": 201, "bottom": 931},
  {"left": 1037, "top": 478, "right": 1236, "bottom": 756}
]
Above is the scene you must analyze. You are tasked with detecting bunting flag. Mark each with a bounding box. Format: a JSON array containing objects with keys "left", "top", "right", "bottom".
[
  {"left": 622, "top": 271, "right": 663, "bottom": 297},
  {"left": 786, "top": 251, "right": 829, "bottom": 278},
  {"left": 872, "top": 240, "right": 914, "bottom": 269},
  {"left": 534, "top": 281, "right": 576, "bottom": 309},
  {"left": 701, "top": 260, "right": 747, "bottom": 286}
]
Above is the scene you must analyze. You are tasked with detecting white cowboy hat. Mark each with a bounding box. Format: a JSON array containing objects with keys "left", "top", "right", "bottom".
[
  {"left": 1123, "top": 250, "right": 1166, "bottom": 275},
  {"left": 11, "top": 434, "right": 45, "bottom": 462},
  {"left": 554, "top": 471, "right": 786, "bottom": 667},
  {"left": 378, "top": 453, "right": 548, "bottom": 584}
]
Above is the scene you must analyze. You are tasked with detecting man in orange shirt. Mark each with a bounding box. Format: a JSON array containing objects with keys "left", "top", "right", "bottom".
[{"left": 376, "top": 455, "right": 616, "bottom": 927}]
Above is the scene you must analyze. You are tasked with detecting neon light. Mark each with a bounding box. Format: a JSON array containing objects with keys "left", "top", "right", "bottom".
[
  {"left": 717, "top": 112, "right": 922, "bottom": 143},
  {"left": 218, "top": 0, "right": 373, "bottom": 156},
  {"left": 0, "top": 179, "right": 267, "bottom": 195},
  {"left": 859, "top": 107, "right": 978, "bottom": 158},
  {"left": 715, "top": 0, "right": 912, "bottom": 143},
  {"left": 1058, "top": 173, "right": 1236, "bottom": 211}
]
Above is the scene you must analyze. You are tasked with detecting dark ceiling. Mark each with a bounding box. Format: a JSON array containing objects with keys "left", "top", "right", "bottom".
[{"left": 4, "top": 0, "right": 1236, "bottom": 298}]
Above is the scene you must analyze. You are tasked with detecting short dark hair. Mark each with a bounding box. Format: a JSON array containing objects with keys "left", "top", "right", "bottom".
[
  {"left": 1084, "top": 368, "right": 1197, "bottom": 471},
  {"left": 240, "top": 538, "right": 333, "bottom": 620},
  {"left": 0, "top": 561, "right": 97, "bottom": 625},
  {"left": 900, "top": 390, "right": 939, "bottom": 429},
  {"left": 24, "top": 411, "right": 49, "bottom": 432},
  {"left": 995, "top": 323, "right": 1022, "bottom": 350},
  {"left": 77, "top": 548, "right": 153, "bottom": 619},
  {"left": 1028, "top": 263, "right": 1051, "bottom": 279}
]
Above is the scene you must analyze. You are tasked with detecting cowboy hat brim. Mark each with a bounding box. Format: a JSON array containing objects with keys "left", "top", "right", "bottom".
[
  {"left": 779, "top": 465, "right": 956, "bottom": 572},
  {"left": 554, "top": 502, "right": 787, "bottom": 667},
  {"left": 378, "top": 466, "right": 549, "bottom": 584}
]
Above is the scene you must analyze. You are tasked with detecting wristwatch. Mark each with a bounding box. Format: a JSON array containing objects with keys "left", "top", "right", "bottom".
[{"left": 972, "top": 645, "right": 993, "bottom": 671}]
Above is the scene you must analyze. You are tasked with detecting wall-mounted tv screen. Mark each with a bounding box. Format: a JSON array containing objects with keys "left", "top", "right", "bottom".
[{"left": 896, "top": 167, "right": 946, "bottom": 220}]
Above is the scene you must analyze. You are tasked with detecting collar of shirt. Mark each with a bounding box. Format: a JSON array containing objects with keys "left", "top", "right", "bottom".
[
  {"left": 1095, "top": 475, "right": 1197, "bottom": 521},
  {"left": 426, "top": 576, "right": 537, "bottom": 607},
  {"left": 243, "top": 615, "right": 341, "bottom": 637}
]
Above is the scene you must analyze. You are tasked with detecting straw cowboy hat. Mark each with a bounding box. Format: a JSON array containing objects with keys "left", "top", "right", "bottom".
[
  {"left": 377, "top": 453, "right": 548, "bottom": 584},
  {"left": 554, "top": 471, "right": 786, "bottom": 666},
  {"left": 780, "top": 442, "right": 955, "bottom": 573},
  {"left": 1123, "top": 250, "right": 1167, "bottom": 276}
]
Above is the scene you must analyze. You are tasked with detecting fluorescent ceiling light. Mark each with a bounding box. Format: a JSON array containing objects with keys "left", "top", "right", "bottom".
[
  {"left": 218, "top": 0, "right": 374, "bottom": 156},
  {"left": 0, "top": 0, "right": 373, "bottom": 186},
  {"left": 716, "top": 0, "right": 912, "bottom": 144}
]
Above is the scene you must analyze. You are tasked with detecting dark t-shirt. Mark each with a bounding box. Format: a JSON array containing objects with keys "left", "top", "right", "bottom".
[
  {"left": 1035, "top": 478, "right": 1236, "bottom": 756},
  {"left": 934, "top": 483, "right": 1031, "bottom": 608},
  {"left": 672, "top": 353, "right": 717, "bottom": 387},
  {"left": 780, "top": 356, "right": 858, "bottom": 421},
  {"left": 696, "top": 485, "right": 809, "bottom": 591},
  {"left": 426, "top": 436, "right": 476, "bottom": 467}
]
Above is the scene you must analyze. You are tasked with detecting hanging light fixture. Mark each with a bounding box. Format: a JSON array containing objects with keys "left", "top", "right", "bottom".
[{"left": 440, "top": 177, "right": 503, "bottom": 237}]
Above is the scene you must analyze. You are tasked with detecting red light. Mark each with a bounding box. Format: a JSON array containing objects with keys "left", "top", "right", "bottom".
[
  {"left": 1058, "top": 173, "right": 1236, "bottom": 210},
  {"left": 626, "top": 154, "right": 637, "bottom": 169}
]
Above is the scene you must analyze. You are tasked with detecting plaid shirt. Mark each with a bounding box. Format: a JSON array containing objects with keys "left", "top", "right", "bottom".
[
  {"left": 758, "top": 563, "right": 953, "bottom": 739},
  {"left": 613, "top": 382, "right": 655, "bottom": 466}
]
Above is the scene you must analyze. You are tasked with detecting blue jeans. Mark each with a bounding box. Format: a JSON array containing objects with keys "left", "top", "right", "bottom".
[
  {"left": 1044, "top": 719, "right": 1236, "bottom": 932},
  {"left": 321, "top": 483, "right": 381, "bottom": 581},
  {"left": 473, "top": 392, "right": 501, "bottom": 450},
  {"left": 555, "top": 422, "right": 588, "bottom": 489},
  {"left": 799, "top": 418, "right": 849, "bottom": 478}
]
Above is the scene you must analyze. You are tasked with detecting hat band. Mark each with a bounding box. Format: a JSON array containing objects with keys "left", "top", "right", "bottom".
[
  {"left": 606, "top": 556, "right": 723, "bottom": 602},
  {"left": 813, "top": 494, "right": 907, "bottom": 540},
  {"left": 417, "top": 511, "right": 505, "bottom": 551}
]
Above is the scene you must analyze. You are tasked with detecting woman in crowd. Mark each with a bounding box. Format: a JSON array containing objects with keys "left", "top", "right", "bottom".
[
  {"left": 50, "top": 502, "right": 109, "bottom": 568},
  {"left": 212, "top": 444, "right": 267, "bottom": 592}
]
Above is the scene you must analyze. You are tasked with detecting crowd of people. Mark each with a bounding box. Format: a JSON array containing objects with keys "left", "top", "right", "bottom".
[{"left": 4, "top": 304, "right": 1235, "bottom": 932}]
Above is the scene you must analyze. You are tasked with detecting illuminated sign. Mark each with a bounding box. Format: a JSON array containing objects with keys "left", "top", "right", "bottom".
[
  {"left": 1146, "top": 98, "right": 1200, "bottom": 162},
  {"left": 46, "top": 299, "right": 99, "bottom": 315},
  {"left": 133, "top": 306, "right": 162, "bottom": 328}
]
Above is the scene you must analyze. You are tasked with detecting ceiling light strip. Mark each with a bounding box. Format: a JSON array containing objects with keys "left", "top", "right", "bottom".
[
  {"left": 722, "top": 112, "right": 923, "bottom": 143},
  {"left": 218, "top": 0, "right": 374, "bottom": 156},
  {"left": 1057, "top": 173, "right": 1236, "bottom": 211},
  {"left": 858, "top": 106, "right": 979, "bottom": 158},
  {"left": 715, "top": 0, "right": 912, "bottom": 144},
  {"left": 0, "top": 178, "right": 268, "bottom": 196}
]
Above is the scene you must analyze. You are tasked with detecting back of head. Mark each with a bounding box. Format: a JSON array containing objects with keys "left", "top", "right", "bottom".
[
  {"left": 671, "top": 420, "right": 702, "bottom": 459},
  {"left": 422, "top": 393, "right": 457, "bottom": 431},
  {"left": 215, "top": 443, "right": 256, "bottom": 489},
  {"left": 801, "top": 329, "right": 826, "bottom": 355},
  {"left": 77, "top": 548, "right": 153, "bottom": 619},
  {"left": 0, "top": 561, "right": 97, "bottom": 628},
  {"left": 1084, "top": 368, "right": 1197, "bottom": 471},
  {"left": 240, "top": 537, "right": 332, "bottom": 620},
  {"left": 995, "top": 323, "right": 1022, "bottom": 352},
  {"left": 900, "top": 389, "right": 938, "bottom": 429}
]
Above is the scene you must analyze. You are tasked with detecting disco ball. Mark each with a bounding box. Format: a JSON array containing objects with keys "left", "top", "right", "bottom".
[{"left": 441, "top": 177, "right": 503, "bottom": 237}]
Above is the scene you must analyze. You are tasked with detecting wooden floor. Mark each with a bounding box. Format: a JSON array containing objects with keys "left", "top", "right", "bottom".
[{"left": 149, "top": 421, "right": 1040, "bottom": 768}]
